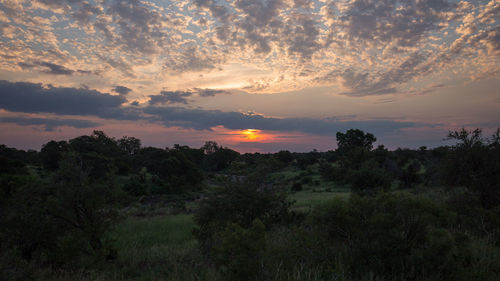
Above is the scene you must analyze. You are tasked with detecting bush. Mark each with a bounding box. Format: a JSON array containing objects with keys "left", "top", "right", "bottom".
[
  {"left": 291, "top": 182, "right": 303, "bottom": 191},
  {"left": 0, "top": 153, "right": 120, "bottom": 270},
  {"left": 312, "top": 193, "right": 474, "bottom": 280},
  {"left": 193, "top": 182, "right": 292, "bottom": 258},
  {"left": 213, "top": 220, "right": 266, "bottom": 281},
  {"left": 347, "top": 160, "right": 391, "bottom": 195}
]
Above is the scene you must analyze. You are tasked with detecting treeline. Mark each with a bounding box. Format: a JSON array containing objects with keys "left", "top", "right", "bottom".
[{"left": 1, "top": 128, "right": 499, "bottom": 280}]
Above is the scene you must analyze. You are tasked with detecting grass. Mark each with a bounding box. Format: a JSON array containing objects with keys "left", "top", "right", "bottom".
[
  {"left": 290, "top": 188, "right": 350, "bottom": 213},
  {"left": 104, "top": 214, "right": 213, "bottom": 280}
]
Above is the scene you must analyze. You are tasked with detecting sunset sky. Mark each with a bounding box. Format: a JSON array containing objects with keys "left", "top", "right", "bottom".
[{"left": 0, "top": 0, "right": 499, "bottom": 152}]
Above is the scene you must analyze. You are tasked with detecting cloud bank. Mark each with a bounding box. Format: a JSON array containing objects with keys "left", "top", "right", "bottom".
[{"left": 0, "top": 80, "right": 423, "bottom": 136}]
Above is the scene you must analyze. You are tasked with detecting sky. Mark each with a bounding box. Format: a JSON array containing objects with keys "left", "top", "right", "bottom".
[{"left": 0, "top": 0, "right": 499, "bottom": 152}]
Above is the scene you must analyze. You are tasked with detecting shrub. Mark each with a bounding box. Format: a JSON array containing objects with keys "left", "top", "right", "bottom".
[
  {"left": 312, "top": 193, "right": 472, "bottom": 280},
  {"left": 213, "top": 220, "right": 266, "bottom": 281},
  {"left": 347, "top": 160, "right": 391, "bottom": 196},
  {"left": 193, "top": 182, "right": 292, "bottom": 257},
  {"left": 0, "top": 153, "right": 120, "bottom": 270},
  {"left": 291, "top": 182, "right": 303, "bottom": 191}
]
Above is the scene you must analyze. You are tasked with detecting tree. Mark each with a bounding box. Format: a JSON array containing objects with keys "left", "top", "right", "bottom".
[
  {"left": 133, "top": 147, "right": 203, "bottom": 193},
  {"left": 335, "top": 129, "right": 377, "bottom": 172},
  {"left": 201, "top": 141, "right": 240, "bottom": 171},
  {"left": 442, "top": 128, "right": 500, "bottom": 208},
  {"left": 40, "top": 140, "right": 70, "bottom": 171},
  {"left": 0, "top": 153, "right": 119, "bottom": 269},
  {"left": 336, "top": 129, "right": 376, "bottom": 153},
  {"left": 275, "top": 150, "right": 293, "bottom": 164},
  {"left": 202, "top": 141, "right": 220, "bottom": 155},
  {"left": 118, "top": 136, "right": 141, "bottom": 155},
  {"left": 445, "top": 128, "right": 483, "bottom": 149}
]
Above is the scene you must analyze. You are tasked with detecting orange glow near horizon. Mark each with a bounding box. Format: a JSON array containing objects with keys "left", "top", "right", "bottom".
[
  {"left": 242, "top": 129, "right": 259, "bottom": 140},
  {"left": 231, "top": 129, "right": 273, "bottom": 142}
]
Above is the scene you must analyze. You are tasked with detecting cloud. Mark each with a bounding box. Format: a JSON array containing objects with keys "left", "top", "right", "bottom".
[
  {"left": 113, "top": 85, "right": 132, "bottom": 95},
  {"left": 283, "top": 13, "right": 322, "bottom": 60},
  {"left": 149, "top": 91, "right": 193, "bottom": 105},
  {"left": 148, "top": 88, "right": 232, "bottom": 105},
  {"left": 194, "top": 88, "right": 232, "bottom": 97},
  {"left": 96, "top": 54, "right": 136, "bottom": 77},
  {"left": 18, "top": 61, "right": 74, "bottom": 75},
  {"left": 193, "top": 0, "right": 231, "bottom": 23},
  {"left": 144, "top": 105, "right": 419, "bottom": 136},
  {"left": 336, "top": 0, "right": 455, "bottom": 47},
  {"left": 0, "top": 116, "right": 101, "bottom": 131},
  {"left": 0, "top": 80, "right": 127, "bottom": 116},
  {"left": 71, "top": 1, "right": 102, "bottom": 25},
  {"left": 0, "top": 80, "right": 431, "bottom": 137},
  {"left": 316, "top": 52, "right": 433, "bottom": 96},
  {"left": 163, "top": 44, "right": 220, "bottom": 74},
  {"left": 18, "top": 61, "right": 95, "bottom": 76},
  {"left": 106, "top": 0, "right": 169, "bottom": 54}
]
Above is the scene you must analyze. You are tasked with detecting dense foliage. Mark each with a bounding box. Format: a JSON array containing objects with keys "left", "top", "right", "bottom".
[{"left": 0, "top": 128, "right": 499, "bottom": 280}]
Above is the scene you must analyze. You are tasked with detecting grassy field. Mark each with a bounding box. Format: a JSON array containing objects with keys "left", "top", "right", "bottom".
[
  {"left": 107, "top": 214, "right": 215, "bottom": 281},
  {"left": 290, "top": 189, "right": 350, "bottom": 213},
  {"left": 100, "top": 186, "right": 350, "bottom": 280}
]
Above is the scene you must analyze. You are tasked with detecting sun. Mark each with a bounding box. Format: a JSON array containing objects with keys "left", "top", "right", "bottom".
[{"left": 241, "top": 129, "right": 259, "bottom": 141}]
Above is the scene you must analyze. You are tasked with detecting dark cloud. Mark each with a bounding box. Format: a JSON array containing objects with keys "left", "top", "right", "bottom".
[
  {"left": 18, "top": 61, "right": 96, "bottom": 76},
  {"left": 148, "top": 88, "right": 231, "bottom": 105},
  {"left": 0, "top": 80, "right": 127, "bottom": 116},
  {"left": 235, "top": 0, "right": 284, "bottom": 28},
  {"left": 19, "top": 61, "right": 74, "bottom": 75},
  {"left": 316, "top": 52, "right": 431, "bottom": 96},
  {"left": 0, "top": 116, "right": 100, "bottom": 131},
  {"left": 164, "top": 45, "right": 219, "bottom": 73},
  {"left": 0, "top": 80, "right": 431, "bottom": 137},
  {"left": 71, "top": 1, "right": 102, "bottom": 25},
  {"left": 107, "top": 0, "right": 168, "bottom": 54},
  {"left": 337, "top": 0, "right": 455, "bottom": 47},
  {"left": 284, "top": 13, "right": 322, "bottom": 59},
  {"left": 193, "top": 88, "right": 232, "bottom": 97},
  {"left": 96, "top": 54, "right": 136, "bottom": 77},
  {"left": 485, "top": 27, "right": 500, "bottom": 54},
  {"left": 233, "top": 0, "right": 284, "bottom": 53},
  {"left": 292, "top": 0, "right": 313, "bottom": 9},
  {"left": 38, "top": 62, "right": 75, "bottom": 75},
  {"left": 144, "top": 106, "right": 419, "bottom": 136},
  {"left": 113, "top": 85, "right": 132, "bottom": 95},
  {"left": 193, "top": 0, "right": 231, "bottom": 23},
  {"left": 149, "top": 91, "right": 192, "bottom": 105}
]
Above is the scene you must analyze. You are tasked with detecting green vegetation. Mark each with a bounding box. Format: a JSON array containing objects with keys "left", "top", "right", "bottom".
[{"left": 1, "top": 128, "right": 499, "bottom": 280}]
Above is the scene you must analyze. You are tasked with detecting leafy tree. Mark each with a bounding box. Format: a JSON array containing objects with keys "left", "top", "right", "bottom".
[
  {"left": 201, "top": 141, "right": 239, "bottom": 171},
  {"left": 118, "top": 136, "right": 141, "bottom": 156},
  {"left": 69, "top": 131, "right": 121, "bottom": 157},
  {"left": 40, "top": 140, "right": 70, "bottom": 171},
  {"left": 446, "top": 128, "right": 483, "bottom": 149},
  {"left": 172, "top": 144, "right": 204, "bottom": 165},
  {"left": 275, "top": 150, "right": 293, "bottom": 165},
  {"left": 442, "top": 128, "right": 500, "bottom": 208},
  {"left": 399, "top": 159, "right": 422, "bottom": 189},
  {"left": 336, "top": 129, "right": 376, "bottom": 169},
  {"left": 0, "top": 153, "right": 119, "bottom": 269},
  {"left": 134, "top": 147, "right": 203, "bottom": 192},
  {"left": 336, "top": 129, "right": 376, "bottom": 153}
]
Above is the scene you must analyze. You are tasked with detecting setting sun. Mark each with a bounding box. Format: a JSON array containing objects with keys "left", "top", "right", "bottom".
[{"left": 241, "top": 129, "right": 260, "bottom": 141}]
